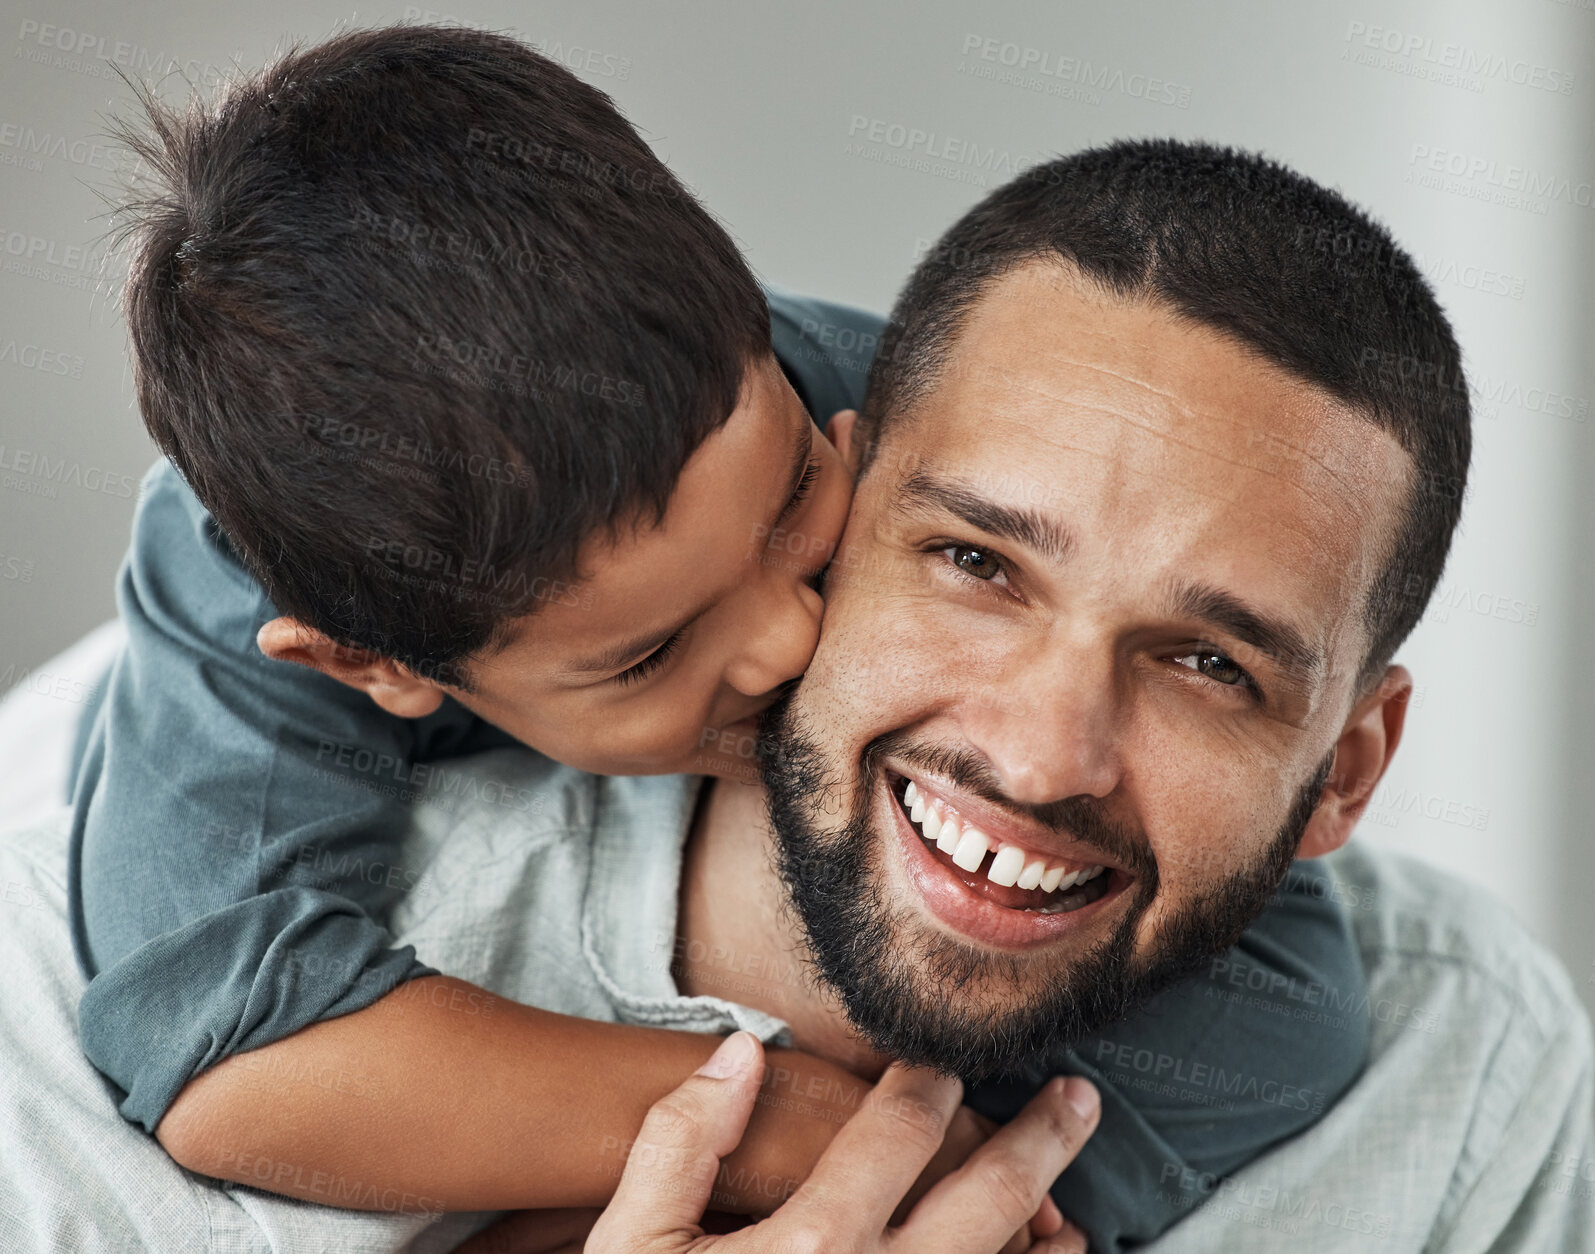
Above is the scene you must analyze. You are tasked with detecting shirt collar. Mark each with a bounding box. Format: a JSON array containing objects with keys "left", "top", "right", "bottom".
[{"left": 581, "top": 773, "right": 792, "bottom": 1043}]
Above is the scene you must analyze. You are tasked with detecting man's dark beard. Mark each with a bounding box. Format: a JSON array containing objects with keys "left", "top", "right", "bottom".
[{"left": 758, "top": 696, "right": 1334, "bottom": 1083}]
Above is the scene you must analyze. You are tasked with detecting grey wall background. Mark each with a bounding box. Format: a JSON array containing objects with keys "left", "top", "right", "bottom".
[{"left": 2, "top": 1, "right": 1592, "bottom": 1029}]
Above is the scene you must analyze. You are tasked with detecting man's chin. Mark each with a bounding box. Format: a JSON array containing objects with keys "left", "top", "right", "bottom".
[{"left": 805, "top": 888, "right": 1150, "bottom": 1082}]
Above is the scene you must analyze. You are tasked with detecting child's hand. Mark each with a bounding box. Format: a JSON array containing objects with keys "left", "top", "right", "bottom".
[{"left": 712, "top": 1047, "right": 1070, "bottom": 1248}]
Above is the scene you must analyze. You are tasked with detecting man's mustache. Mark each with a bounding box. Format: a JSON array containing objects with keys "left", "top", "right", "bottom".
[
  {"left": 756, "top": 691, "right": 1158, "bottom": 891},
  {"left": 863, "top": 729, "right": 1160, "bottom": 888}
]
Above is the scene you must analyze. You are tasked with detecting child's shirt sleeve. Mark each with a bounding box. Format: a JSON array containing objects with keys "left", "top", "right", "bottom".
[
  {"left": 966, "top": 862, "right": 1371, "bottom": 1252},
  {"left": 65, "top": 459, "right": 519, "bottom": 1134},
  {"left": 765, "top": 287, "right": 883, "bottom": 432}
]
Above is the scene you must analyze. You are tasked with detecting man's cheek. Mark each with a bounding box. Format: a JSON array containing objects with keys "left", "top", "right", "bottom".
[
  {"left": 1146, "top": 822, "right": 1250, "bottom": 891},
  {"left": 805, "top": 636, "right": 940, "bottom": 742},
  {"left": 1130, "top": 722, "right": 1264, "bottom": 876},
  {"left": 807, "top": 559, "right": 954, "bottom": 691}
]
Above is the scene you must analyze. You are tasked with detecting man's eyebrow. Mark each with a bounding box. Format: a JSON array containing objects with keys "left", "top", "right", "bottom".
[
  {"left": 1167, "top": 579, "right": 1324, "bottom": 685},
  {"left": 892, "top": 470, "right": 1074, "bottom": 566}
]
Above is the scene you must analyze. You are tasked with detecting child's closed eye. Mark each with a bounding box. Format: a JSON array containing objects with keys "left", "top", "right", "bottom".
[{"left": 612, "top": 630, "right": 685, "bottom": 686}]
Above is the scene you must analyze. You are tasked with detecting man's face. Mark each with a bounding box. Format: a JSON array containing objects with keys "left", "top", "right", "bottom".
[{"left": 761, "top": 263, "right": 1410, "bottom": 1078}]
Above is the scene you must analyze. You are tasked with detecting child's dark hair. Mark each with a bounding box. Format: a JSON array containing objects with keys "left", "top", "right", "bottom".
[{"left": 114, "top": 25, "right": 769, "bottom": 686}]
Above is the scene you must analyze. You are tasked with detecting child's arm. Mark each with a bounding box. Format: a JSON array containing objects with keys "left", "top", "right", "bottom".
[
  {"left": 966, "top": 857, "right": 1372, "bottom": 1252},
  {"left": 155, "top": 975, "right": 865, "bottom": 1215},
  {"left": 72, "top": 461, "right": 500, "bottom": 1133},
  {"left": 71, "top": 462, "right": 886, "bottom": 1220}
]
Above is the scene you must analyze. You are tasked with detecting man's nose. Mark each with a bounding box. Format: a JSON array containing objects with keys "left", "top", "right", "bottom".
[
  {"left": 722, "top": 577, "right": 824, "bottom": 698},
  {"left": 957, "top": 649, "right": 1122, "bottom": 805}
]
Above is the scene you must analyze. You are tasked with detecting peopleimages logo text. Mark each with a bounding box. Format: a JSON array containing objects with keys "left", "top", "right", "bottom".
[
  {"left": 846, "top": 116, "right": 1035, "bottom": 177},
  {"left": 1409, "top": 144, "right": 1595, "bottom": 210},
  {"left": 959, "top": 34, "right": 1192, "bottom": 107},
  {"left": 1345, "top": 22, "right": 1574, "bottom": 94}
]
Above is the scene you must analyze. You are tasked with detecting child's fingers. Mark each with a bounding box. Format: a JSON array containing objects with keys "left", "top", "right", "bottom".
[
  {"left": 992, "top": 1187, "right": 1068, "bottom": 1251},
  {"left": 1036, "top": 1217, "right": 1090, "bottom": 1254},
  {"left": 999, "top": 1224, "right": 1033, "bottom": 1253},
  {"left": 1031, "top": 1192, "right": 1064, "bottom": 1237}
]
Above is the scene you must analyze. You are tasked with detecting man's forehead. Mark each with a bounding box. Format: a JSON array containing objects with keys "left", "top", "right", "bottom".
[
  {"left": 860, "top": 263, "right": 1414, "bottom": 699},
  {"left": 885, "top": 266, "right": 1407, "bottom": 566},
  {"left": 945, "top": 267, "right": 1394, "bottom": 465}
]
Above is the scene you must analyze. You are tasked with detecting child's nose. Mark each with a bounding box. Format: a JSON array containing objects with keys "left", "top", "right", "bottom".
[{"left": 723, "top": 579, "right": 824, "bottom": 697}]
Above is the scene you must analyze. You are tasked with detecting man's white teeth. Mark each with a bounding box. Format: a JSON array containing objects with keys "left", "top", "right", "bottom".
[
  {"left": 935, "top": 811, "right": 960, "bottom": 856},
  {"left": 904, "top": 783, "right": 1108, "bottom": 896},
  {"left": 906, "top": 781, "right": 926, "bottom": 825},
  {"left": 986, "top": 844, "right": 1027, "bottom": 887},
  {"left": 951, "top": 825, "right": 991, "bottom": 872}
]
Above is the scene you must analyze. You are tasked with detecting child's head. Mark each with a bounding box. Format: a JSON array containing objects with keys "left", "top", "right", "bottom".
[{"left": 115, "top": 25, "right": 852, "bottom": 776}]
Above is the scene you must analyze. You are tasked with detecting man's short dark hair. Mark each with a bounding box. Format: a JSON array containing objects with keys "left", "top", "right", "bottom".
[
  {"left": 858, "top": 139, "right": 1471, "bottom": 690},
  {"left": 114, "top": 25, "right": 769, "bottom": 685}
]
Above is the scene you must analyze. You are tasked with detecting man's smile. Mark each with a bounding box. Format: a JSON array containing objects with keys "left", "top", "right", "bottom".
[{"left": 883, "top": 770, "right": 1133, "bottom": 949}]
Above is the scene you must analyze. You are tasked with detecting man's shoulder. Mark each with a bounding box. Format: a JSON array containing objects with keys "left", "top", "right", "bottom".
[
  {"left": 1329, "top": 839, "right": 1591, "bottom": 1144},
  {"left": 387, "top": 753, "right": 753, "bottom": 1032},
  {"left": 1330, "top": 840, "right": 1585, "bottom": 1047},
  {"left": 1142, "top": 844, "right": 1595, "bottom": 1251}
]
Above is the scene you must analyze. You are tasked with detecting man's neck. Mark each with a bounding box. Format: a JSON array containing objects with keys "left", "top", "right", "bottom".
[{"left": 676, "top": 776, "right": 889, "bottom": 1079}]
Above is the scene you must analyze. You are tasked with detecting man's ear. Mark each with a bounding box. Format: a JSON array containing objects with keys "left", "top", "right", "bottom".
[
  {"left": 827, "top": 409, "right": 860, "bottom": 475},
  {"left": 256, "top": 617, "right": 447, "bottom": 719},
  {"left": 1296, "top": 664, "right": 1412, "bottom": 859}
]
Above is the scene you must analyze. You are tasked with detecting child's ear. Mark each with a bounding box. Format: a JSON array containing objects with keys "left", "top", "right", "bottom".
[
  {"left": 256, "top": 617, "right": 447, "bottom": 719},
  {"left": 1296, "top": 664, "right": 1412, "bottom": 860},
  {"left": 827, "top": 409, "right": 860, "bottom": 474}
]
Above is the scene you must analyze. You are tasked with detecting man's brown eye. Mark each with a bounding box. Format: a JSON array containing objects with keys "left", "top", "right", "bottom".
[
  {"left": 952, "top": 546, "right": 999, "bottom": 580},
  {"left": 1196, "top": 652, "right": 1243, "bottom": 685}
]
